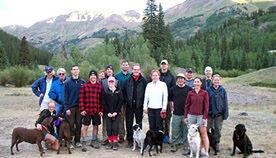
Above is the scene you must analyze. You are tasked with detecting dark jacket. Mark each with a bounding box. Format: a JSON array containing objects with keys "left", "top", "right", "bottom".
[
  {"left": 207, "top": 85, "right": 229, "bottom": 120},
  {"left": 32, "top": 76, "right": 58, "bottom": 106},
  {"left": 103, "top": 88, "right": 123, "bottom": 115},
  {"left": 202, "top": 78, "right": 212, "bottom": 90},
  {"left": 35, "top": 109, "right": 56, "bottom": 135},
  {"left": 63, "top": 77, "right": 86, "bottom": 111},
  {"left": 123, "top": 74, "right": 147, "bottom": 109},
  {"left": 48, "top": 77, "right": 68, "bottom": 105},
  {"left": 159, "top": 69, "right": 176, "bottom": 92}
]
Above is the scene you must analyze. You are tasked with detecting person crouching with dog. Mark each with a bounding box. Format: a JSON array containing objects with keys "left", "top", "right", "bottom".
[
  {"left": 35, "top": 100, "right": 59, "bottom": 151},
  {"left": 184, "top": 77, "right": 210, "bottom": 157},
  {"left": 79, "top": 70, "right": 104, "bottom": 151},
  {"left": 143, "top": 70, "right": 168, "bottom": 132},
  {"left": 103, "top": 76, "right": 123, "bottom": 150}
]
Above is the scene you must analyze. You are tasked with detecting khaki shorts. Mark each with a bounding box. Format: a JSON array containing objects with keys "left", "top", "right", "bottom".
[{"left": 187, "top": 114, "right": 207, "bottom": 127}]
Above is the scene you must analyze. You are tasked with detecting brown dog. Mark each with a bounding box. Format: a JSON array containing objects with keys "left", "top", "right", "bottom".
[
  {"left": 57, "top": 114, "right": 71, "bottom": 154},
  {"left": 11, "top": 117, "right": 53, "bottom": 156}
]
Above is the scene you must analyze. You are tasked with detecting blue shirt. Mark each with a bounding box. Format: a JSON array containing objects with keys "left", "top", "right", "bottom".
[{"left": 115, "top": 71, "right": 131, "bottom": 91}]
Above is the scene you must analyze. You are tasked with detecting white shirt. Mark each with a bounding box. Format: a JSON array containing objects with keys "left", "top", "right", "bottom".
[
  {"left": 143, "top": 80, "right": 168, "bottom": 110},
  {"left": 40, "top": 77, "right": 53, "bottom": 110}
]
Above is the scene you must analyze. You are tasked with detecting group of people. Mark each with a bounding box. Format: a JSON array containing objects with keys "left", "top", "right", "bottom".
[{"left": 31, "top": 59, "right": 228, "bottom": 157}]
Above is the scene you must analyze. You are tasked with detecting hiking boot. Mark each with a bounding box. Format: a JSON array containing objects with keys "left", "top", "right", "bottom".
[
  {"left": 126, "top": 141, "right": 133, "bottom": 148},
  {"left": 81, "top": 141, "right": 87, "bottom": 152},
  {"left": 75, "top": 142, "right": 82, "bottom": 148},
  {"left": 106, "top": 142, "right": 113, "bottom": 150},
  {"left": 113, "top": 142, "right": 118, "bottom": 150},
  {"left": 101, "top": 139, "right": 108, "bottom": 146},
  {"left": 182, "top": 147, "right": 190, "bottom": 155},
  {"left": 215, "top": 144, "right": 220, "bottom": 152},
  {"left": 90, "top": 140, "right": 100, "bottom": 149},
  {"left": 170, "top": 145, "right": 177, "bottom": 152}
]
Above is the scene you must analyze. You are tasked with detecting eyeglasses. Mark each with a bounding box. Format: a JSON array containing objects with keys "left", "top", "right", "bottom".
[{"left": 59, "top": 73, "right": 65, "bottom": 76}]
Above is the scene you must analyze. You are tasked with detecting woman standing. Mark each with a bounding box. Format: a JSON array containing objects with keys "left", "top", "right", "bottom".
[
  {"left": 143, "top": 70, "right": 168, "bottom": 132},
  {"left": 207, "top": 74, "right": 228, "bottom": 152},
  {"left": 184, "top": 77, "right": 209, "bottom": 157},
  {"left": 103, "top": 76, "right": 123, "bottom": 150}
]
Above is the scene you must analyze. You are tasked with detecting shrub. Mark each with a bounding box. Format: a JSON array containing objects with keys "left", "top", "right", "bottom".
[
  {"left": 0, "top": 69, "right": 9, "bottom": 86},
  {"left": 8, "top": 66, "right": 33, "bottom": 87},
  {"left": 79, "top": 61, "right": 99, "bottom": 81},
  {"left": 214, "top": 69, "right": 247, "bottom": 77},
  {"left": 29, "top": 68, "right": 44, "bottom": 84}
]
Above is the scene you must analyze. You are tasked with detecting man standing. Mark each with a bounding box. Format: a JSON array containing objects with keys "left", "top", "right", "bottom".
[
  {"left": 100, "top": 64, "right": 120, "bottom": 145},
  {"left": 32, "top": 66, "right": 58, "bottom": 119},
  {"left": 114, "top": 60, "right": 131, "bottom": 143},
  {"left": 202, "top": 66, "right": 213, "bottom": 90},
  {"left": 49, "top": 68, "right": 67, "bottom": 115},
  {"left": 185, "top": 68, "right": 194, "bottom": 88},
  {"left": 159, "top": 60, "right": 176, "bottom": 143},
  {"left": 123, "top": 64, "right": 147, "bottom": 147},
  {"left": 169, "top": 73, "right": 192, "bottom": 154},
  {"left": 63, "top": 65, "right": 86, "bottom": 148},
  {"left": 79, "top": 70, "right": 104, "bottom": 151}
]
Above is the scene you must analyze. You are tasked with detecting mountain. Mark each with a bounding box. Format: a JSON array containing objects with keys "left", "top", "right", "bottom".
[
  {"left": 3, "top": 10, "right": 142, "bottom": 53},
  {"left": 1, "top": 25, "right": 27, "bottom": 35}
]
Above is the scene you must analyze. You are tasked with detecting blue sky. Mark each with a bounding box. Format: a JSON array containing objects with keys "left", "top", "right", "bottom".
[{"left": 0, "top": 0, "right": 184, "bottom": 27}]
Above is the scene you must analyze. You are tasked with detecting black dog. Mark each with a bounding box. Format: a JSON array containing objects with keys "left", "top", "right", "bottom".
[
  {"left": 207, "top": 128, "right": 218, "bottom": 155},
  {"left": 231, "top": 124, "right": 264, "bottom": 158},
  {"left": 142, "top": 130, "right": 164, "bottom": 156}
]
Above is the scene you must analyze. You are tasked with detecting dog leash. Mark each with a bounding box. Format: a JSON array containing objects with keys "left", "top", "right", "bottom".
[{"left": 41, "top": 125, "right": 50, "bottom": 133}]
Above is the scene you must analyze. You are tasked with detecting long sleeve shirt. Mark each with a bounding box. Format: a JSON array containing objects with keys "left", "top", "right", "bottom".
[
  {"left": 143, "top": 80, "right": 168, "bottom": 110},
  {"left": 184, "top": 89, "right": 209, "bottom": 119}
]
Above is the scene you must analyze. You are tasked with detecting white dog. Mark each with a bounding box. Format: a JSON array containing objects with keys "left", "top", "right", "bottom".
[
  {"left": 188, "top": 124, "right": 205, "bottom": 158},
  {"left": 132, "top": 124, "right": 146, "bottom": 154}
]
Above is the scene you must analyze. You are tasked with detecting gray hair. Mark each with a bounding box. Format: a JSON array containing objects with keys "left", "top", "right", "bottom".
[
  {"left": 57, "top": 68, "right": 66, "bottom": 75},
  {"left": 204, "top": 66, "right": 213, "bottom": 74}
]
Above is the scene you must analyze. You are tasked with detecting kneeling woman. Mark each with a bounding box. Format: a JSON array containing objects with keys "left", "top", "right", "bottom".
[
  {"left": 35, "top": 100, "right": 59, "bottom": 150},
  {"left": 184, "top": 77, "right": 209, "bottom": 157},
  {"left": 103, "top": 76, "right": 123, "bottom": 150}
]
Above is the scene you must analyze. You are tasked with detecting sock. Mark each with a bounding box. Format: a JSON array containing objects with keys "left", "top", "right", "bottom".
[
  {"left": 82, "top": 136, "right": 87, "bottom": 142},
  {"left": 113, "top": 135, "right": 118, "bottom": 141},
  {"left": 108, "top": 136, "right": 113, "bottom": 142},
  {"left": 92, "top": 135, "right": 97, "bottom": 141}
]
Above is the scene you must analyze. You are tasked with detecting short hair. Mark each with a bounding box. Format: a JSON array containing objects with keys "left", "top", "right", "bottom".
[
  {"left": 48, "top": 100, "right": 56, "bottom": 106},
  {"left": 213, "top": 74, "right": 221, "bottom": 80},
  {"left": 204, "top": 66, "right": 213, "bottom": 74},
  {"left": 121, "top": 60, "right": 129, "bottom": 65},
  {"left": 71, "top": 64, "right": 79, "bottom": 70},
  {"left": 132, "top": 63, "right": 141, "bottom": 70},
  {"left": 194, "top": 77, "right": 202, "bottom": 83},
  {"left": 99, "top": 70, "right": 106, "bottom": 77},
  {"left": 57, "top": 68, "right": 66, "bottom": 75},
  {"left": 150, "top": 69, "right": 160, "bottom": 76}
]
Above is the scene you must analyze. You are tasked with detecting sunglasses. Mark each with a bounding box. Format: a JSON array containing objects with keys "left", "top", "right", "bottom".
[{"left": 59, "top": 73, "right": 65, "bottom": 76}]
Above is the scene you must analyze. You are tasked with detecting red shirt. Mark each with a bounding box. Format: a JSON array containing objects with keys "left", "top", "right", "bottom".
[
  {"left": 184, "top": 89, "right": 209, "bottom": 119},
  {"left": 79, "top": 82, "right": 104, "bottom": 115}
]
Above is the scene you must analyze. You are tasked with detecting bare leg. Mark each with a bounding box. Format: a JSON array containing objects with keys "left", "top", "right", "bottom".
[{"left": 199, "top": 126, "right": 209, "bottom": 153}]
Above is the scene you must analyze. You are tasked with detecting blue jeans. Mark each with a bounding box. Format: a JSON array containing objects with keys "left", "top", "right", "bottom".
[
  {"left": 55, "top": 102, "right": 64, "bottom": 115},
  {"left": 171, "top": 115, "right": 188, "bottom": 147}
]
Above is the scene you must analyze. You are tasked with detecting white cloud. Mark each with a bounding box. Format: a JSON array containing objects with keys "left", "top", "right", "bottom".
[{"left": 0, "top": 0, "right": 184, "bottom": 27}]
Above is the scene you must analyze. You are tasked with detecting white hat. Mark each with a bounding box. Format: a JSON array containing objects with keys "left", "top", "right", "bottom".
[
  {"left": 160, "top": 60, "right": 168, "bottom": 65},
  {"left": 176, "top": 73, "right": 186, "bottom": 80}
]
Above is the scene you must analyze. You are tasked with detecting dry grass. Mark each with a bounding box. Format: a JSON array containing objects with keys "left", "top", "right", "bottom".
[{"left": 0, "top": 84, "right": 275, "bottom": 158}]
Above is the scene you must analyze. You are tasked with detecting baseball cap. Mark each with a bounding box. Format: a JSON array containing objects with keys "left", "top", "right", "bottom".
[
  {"left": 160, "top": 60, "right": 168, "bottom": 65},
  {"left": 106, "top": 64, "right": 114, "bottom": 71},
  {"left": 108, "top": 76, "right": 116, "bottom": 82},
  {"left": 176, "top": 73, "right": 186, "bottom": 80},
  {"left": 89, "top": 70, "right": 98, "bottom": 77},
  {"left": 186, "top": 68, "right": 193, "bottom": 73},
  {"left": 45, "top": 66, "right": 53, "bottom": 72}
]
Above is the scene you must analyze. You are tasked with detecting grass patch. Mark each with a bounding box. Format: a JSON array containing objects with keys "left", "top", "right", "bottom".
[
  {"left": 5, "top": 93, "right": 31, "bottom": 96},
  {"left": 249, "top": 82, "right": 276, "bottom": 88}
]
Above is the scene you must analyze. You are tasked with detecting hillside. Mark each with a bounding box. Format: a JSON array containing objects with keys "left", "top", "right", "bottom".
[{"left": 226, "top": 66, "right": 276, "bottom": 87}]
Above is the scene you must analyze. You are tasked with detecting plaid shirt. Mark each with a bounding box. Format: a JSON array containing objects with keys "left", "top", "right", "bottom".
[{"left": 79, "top": 81, "right": 104, "bottom": 115}]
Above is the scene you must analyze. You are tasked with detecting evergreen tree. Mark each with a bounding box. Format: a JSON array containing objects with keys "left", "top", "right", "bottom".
[
  {"left": 240, "top": 51, "right": 247, "bottom": 71},
  {"left": 19, "top": 36, "right": 31, "bottom": 67},
  {"left": 70, "top": 45, "right": 82, "bottom": 65},
  {"left": 104, "top": 34, "right": 110, "bottom": 45},
  {"left": 204, "top": 35, "right": 211, "bottom": 68},
  {"left": 0, "top": 42, "right": 9, "bottom": 70},
  {"left": 220, "top": 36, "right": 228, "bottom": 69},
  {"left": 60, "top": 45, "right": 67, "bottom": 59},
  {"left": 112, "top": 33, "right": 121, "bottom": 56}
]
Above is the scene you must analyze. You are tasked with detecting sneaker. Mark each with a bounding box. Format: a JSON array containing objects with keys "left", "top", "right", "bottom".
[
  {"left": 75, "top": 142, "right": 82, "bottom": 148},
  {"left": 113, "top": 143, "right": 118, "bottom": 151},
  {"left": 125, "top": 141, "right": 133, "bottom": 148},
  {"left": 182, "top": 147, "right": 190, "bottom": 155},
  {"left": 106, "top": 142, "right": 113, "bottom": 150},
  {"left": 101, "top": 139, "right": 108, "bottom": 146},
  {"left": 202, "top": 152, "right": 209, "bottom": 158},
  {"left": 170, "top": 145, "right": 177, "bottom": 152},
  {"left": 82, "top": 141, "right": 87, "bottom": 152},
  {"left": 90, "top": 140, "right": 100, "bottom": 149},
  {"left": 70, "top": 143, "right": 75, "bottom": 149}
]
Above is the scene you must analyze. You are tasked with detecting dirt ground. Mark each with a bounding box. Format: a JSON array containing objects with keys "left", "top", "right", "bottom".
[{"left": 0, "top": 83, "right": 275, "bottom": 158}]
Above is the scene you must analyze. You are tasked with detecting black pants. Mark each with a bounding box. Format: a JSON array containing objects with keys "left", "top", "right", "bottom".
[
  {"left": 148, "top": 108, "right": 163, "bottom": 132},
  {"left": 126, "top": 106, "right": 143, "bottom": 141},
  {"left": 106, "top": 115, "right": 120, "bottom": 136},
  {"left": 67, "top": 106, "right": 82, "bottom": 142}
]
